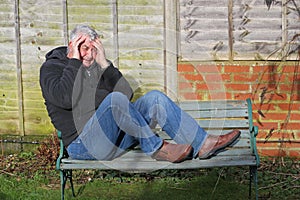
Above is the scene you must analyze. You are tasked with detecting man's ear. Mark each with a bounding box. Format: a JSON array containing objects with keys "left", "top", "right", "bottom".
[
  {"left": 67, "top": 42, "right": 73, "bottom": 58},
  {"left": 68, "top": 41, "right": 72, "bottom": 48}
]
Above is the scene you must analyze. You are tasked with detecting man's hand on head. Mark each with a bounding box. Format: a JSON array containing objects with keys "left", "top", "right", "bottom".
[
  {"left": 67, "top": 35, "right": 87, "bottom": 60},
  {"left": 92, "top": 37, "right": 109, "bottom": 69}
]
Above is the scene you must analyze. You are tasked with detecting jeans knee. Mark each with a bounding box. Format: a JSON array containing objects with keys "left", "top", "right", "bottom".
[
  {"left": 110, "top": 91, "right": 127, "bottom": 99},
  {"left": 145, "top": 90, "right": 166, "bottom": 100},
  {"left": 110, "top": 92, "right": 130, "bottom": 107}
]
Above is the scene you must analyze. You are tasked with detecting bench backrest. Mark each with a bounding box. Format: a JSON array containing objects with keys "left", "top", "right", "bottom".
[{"left": 157, "top": 98, "right": 259, "bottom": 165}]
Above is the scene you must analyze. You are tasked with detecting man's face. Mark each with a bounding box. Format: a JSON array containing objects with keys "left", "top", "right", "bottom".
[{"left": 79, "top": 37, "right": 97, "bottom": 67}]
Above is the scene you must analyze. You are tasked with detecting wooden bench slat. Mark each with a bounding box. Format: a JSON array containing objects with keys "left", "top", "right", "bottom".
[
  {"left": 61, "top": 155, "right": 256, "bottom": 172},
  {"left": 142, "top": 137, "right": 250, "bottom": 148},
  {"left": 156, "top": 129, "right": 251, "bottom": 141},
  {"left": 61, "top": 146, "right": 254, "bottom": 169},
  {"left": 186, "top": 109, "right": 248, "bottom": 118},
  {"left": 179, "top": 100, "right": 248, "bottom": 111},
  {"left": 196, "top": 119, "right": 249, "bottom": 128},
  {"left": 206, "top": 129, "right": 251, "bottom": 138}
]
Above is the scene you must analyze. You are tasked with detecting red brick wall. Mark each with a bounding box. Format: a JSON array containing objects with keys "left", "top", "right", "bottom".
[{"left": 177, "top": 63, "right": 300, "bottom": 158}]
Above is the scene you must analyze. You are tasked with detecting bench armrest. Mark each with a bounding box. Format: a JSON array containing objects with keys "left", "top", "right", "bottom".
[
  {"left": 246, "top": 98, "right": 260, "bottom": 167},
  {"left": 56, "top": 130, "right": 67, "bottom": 171}
]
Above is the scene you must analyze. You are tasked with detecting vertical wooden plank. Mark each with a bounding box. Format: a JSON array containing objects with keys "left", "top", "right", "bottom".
[
  {"left": 281, "top": 0, "right": 288, "bottom": 61},
  {"left": 228, "top": 0, "right": 233, "bottom": 61},
  {"left": 0, "top": 0, "right": 19, "bottom": 134},
  {"left": 164, "top": 0, "right": 178, "bottom": 99},
  {"left": 286, "top": 0, "right": 300, "bottom": 60},
  {"left": 112, "top": 0, "right": 119, "bottom": 68},
  {"left": 63, "top": 0, "right": 69, "bottom": 45},
  {"left": 14, "top": 0, "right": 25, "bottom": 136}
]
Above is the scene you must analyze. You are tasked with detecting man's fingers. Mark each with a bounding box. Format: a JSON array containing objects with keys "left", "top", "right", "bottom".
[{"left": 73, "top": 35, "right": 88, "bottom": 48}]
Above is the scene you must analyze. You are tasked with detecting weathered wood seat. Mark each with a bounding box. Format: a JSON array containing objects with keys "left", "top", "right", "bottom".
[{"left": 56, "top": 98, "right": 260, "bottom": 200}]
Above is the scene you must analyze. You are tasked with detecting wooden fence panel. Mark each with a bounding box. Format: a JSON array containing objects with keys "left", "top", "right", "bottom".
[
  {"left": 179, "top": 0, "right": 299, "bottom": 61},
  {"left": 179, "top": 0, "right": 229, "bottom": 61},
  {"left": 232, "top": 0, "right": 283, "bottom": 60},
  {"left": 117, "top": 0, "right": 165, "bottom": 98},
  {"left": 0, "top": 0, "right": 19, "bottom": 134},
  {"left": 286, "top": 0, "right": 300, "bottom": 60},
  {"left": 18, "top": 0, "right": 65, "bottom": 135},
  {"left": 0, "top": 0, "right": 298, "bottom": 136}
]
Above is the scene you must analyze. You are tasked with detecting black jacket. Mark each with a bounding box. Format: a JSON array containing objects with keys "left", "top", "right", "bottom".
[{"left": 39, "top": 46, "right": 133, "bottom": 146}]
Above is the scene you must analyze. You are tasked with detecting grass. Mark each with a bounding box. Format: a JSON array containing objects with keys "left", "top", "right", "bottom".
[
  {"left": 1, "top": 161, "right": 299, "bottom": 200},
  {"left": 0, "top": 138, "right": 299, "bottom": 200},
  {"left": 1, "top": 167, "right": 251, "bottom": 200}
]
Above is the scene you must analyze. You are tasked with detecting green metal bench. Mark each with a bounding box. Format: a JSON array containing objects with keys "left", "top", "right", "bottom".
[{"left": 56, "top": 98, "right": 260, "bottom": 200}]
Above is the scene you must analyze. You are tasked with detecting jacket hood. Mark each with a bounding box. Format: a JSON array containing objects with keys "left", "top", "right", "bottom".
[{"left": 45, "top": 46, "right": 68, "bottom": 61}]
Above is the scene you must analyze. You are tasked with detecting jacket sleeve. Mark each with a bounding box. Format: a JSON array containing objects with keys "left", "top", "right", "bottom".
[{"left": 40, "top": 58, "right": 82, "bottom": 109}]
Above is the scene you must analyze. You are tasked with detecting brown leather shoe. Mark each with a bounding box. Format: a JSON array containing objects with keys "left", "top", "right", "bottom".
[
  {"left": 198, "top": 129, "right": 241, "bottom": 159},
  {"left": 152, "top": 141, "right": 193, "bottom": 163}
]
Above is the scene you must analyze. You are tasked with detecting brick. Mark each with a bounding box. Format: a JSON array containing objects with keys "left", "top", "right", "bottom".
[
  {"left": 224, "top": 65, "right": 250, "bottom": 73},
  {"left": 204, "top": 83, "right": 224, "bottom": 90},
  {"left": 257, "top": 141, "right": 280, "bottom": 148},
  {"left": 290, "top": 113, "right": 300, "bottom": 120},
  {"left": 289, "top": 150, "right": 300, "bottom": 157},
  {"left": 181, "top": 73, "right": 204, "bottom": 82},
  {"left": 259, "top": 74, "right": 286, "bottom": 84},
  {"left": 178, "top": 82, "right": 193, "bottom": 90},
  {"left": 195, "top": 65, "right": 222, "bottom": 73},
  {"left": 196, "top": 83, "right": 209, "bottom": 90},
  {"left": 253, "top": 65, "right": 279, "bottom": 73},
  {"left": 278, "top": 103, "right": 300, "bottom": 111},
  {"left": 286, "top": 74, "right": 300, "bottom": 82},
  {"left": 254, "top": 92, "right": 287, "bottom": 102},
  {"left": 282, "top": 65, "right": 299, "bottom": 73},
  {"left": 256, "top": 122, "right": 278, "bottom": 129},
  {"left": 221, "top": 74, "right": 231, "bottom": 82},
  {"left": 208, "top": 92, "right": 231, "bottom": 100},
  {"left": 253, "top": 102, "right": 276, "bottom": 111},
  {"left": 258, "top": 148, "right": 288, "bottom": 157},
  {"left": 252, "top": 112, "right": 261, "bottom": 121},
  {"left": 262, "top": 130, "right": 293, "bottom": 140},
  {"left": 180, "top": 92, "right": 202, "bottom": 100},
  {"left": 262, "top": 113, "right": 289, "bottom": 121},
  {"left": 291, "top": 94, "right": 300, "bottom": 101},
  {"left": 225, "top": 83, "right": 250, "bottom": 91},
  {"left": 204, "top": 74, "right": 225, "bottom": 82},
  {"left": 252, "top": 65, "right": 268, "bottom": 73},
  {"left": 281, "top": 141, "right": 300, "bottom": 149},
  {"left": 281, "top": 122, "right": 300, "bottom": 130},
  {"left": 251, "top": 84, "right": 277, "bottom": 92},
  {"left": 295, "top": 132, "right": 300, "bottom": 141},
  {"left": 279, "top": 84, "right": 295, "bottom": 92},
  {"left": 234, "top": 74, "right": 258, "bottom": 82},
  {"left": 178, "top": 64, "right": 195, "bottom": 73},
  {"left": 234, "top": 93, "right": 253, "bottom": 100}
]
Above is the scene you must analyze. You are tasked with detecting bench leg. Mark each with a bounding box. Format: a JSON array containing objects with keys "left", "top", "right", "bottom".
[
  {"left": 249, "top": 166, "right": 258, "bottom": 200},
  {"left": 60, "top": 169, "right": 75, "bottom": 200}
]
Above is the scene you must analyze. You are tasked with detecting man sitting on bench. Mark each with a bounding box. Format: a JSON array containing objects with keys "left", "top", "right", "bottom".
[{"left": 39, "top": 24, "right": 240, "bottom": 163}]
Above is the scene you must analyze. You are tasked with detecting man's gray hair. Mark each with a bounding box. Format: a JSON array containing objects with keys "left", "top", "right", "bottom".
[{"left": 69, "top": 24, "right": 99, "bottom": 42}]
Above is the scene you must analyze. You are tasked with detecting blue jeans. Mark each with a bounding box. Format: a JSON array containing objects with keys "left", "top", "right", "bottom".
[{"left": 67, "top": 90, "right": 207, "bottom": 160}]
